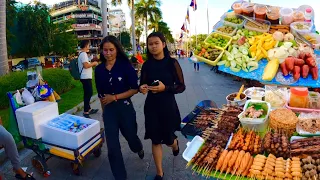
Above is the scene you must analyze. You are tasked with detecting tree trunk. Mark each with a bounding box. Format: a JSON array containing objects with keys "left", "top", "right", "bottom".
[
  {"left": 101, "top": 0, "right": 108, "bottom": 37},
  {"left": 145, "top": 16, "right": 148, "bottom": 44},
  {"left": 0, "top": 0, "right": 8, "bottom": 75},
  {"left": 131, "top": 0, "right": 136, "bottom": 54}
]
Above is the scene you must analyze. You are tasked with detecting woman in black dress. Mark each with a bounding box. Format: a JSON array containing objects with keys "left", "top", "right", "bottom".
[{"left": 139, "top": 32, "right": 186, "bottom": 180}]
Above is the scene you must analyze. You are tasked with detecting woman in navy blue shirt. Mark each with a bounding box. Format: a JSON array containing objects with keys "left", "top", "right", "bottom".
[
  {"left": 140, "top": 32, "right": 186, "bottom": 180},
  {"left": 95, "top": 36, "right": 144, "bottom": 180}
]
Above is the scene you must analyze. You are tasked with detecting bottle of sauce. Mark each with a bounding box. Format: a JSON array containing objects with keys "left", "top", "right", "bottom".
[
  {"left": 232, "top": 2, "right": 243, "bottom": 14},
  {"left": 280, "top": 8, "right": 293, "bottom": 25},
  {"left": 305, "top": 8, "right": 312, "bottom": 22},
  {"left": 292, "top": 10, "right": 305, "bottom": 22},
  {"left": 289, "top": 87, "right": 309, "bottom": 108},
  {"left": 254, "top": 4, "right": 267, "bottom": 20},
  {"left": 266, "top": 6, "right": 280, "bottom": 24},
  {"left": 241, "top": 2, "right": 254, "bottom": 17}
]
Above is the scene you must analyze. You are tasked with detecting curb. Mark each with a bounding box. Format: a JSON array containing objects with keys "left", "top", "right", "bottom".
[
  {"left": 0, "top": 95, "right": 99, "bottom": 168},
  {"left": 65, "top": 94, "right": 99, "bottom": 115}
]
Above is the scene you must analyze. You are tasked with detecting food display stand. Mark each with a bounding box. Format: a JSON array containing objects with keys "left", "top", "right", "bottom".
[
  {"left": 7, "top": 91, "right": 105, "bottom": 176},
  {"left": 182, "top": 1, "right": 320, "bottom": 179}
]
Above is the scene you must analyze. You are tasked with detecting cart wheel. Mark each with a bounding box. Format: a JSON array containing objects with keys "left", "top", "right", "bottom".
[
  {"left": 93, "top": 147, "right": 102, "bottom": 157},
  {"left": 31, "top": 155, "right": 48, "bottom": 175},
  {"left": 71, "top": 162, "right": 81, "bottom": 176}
]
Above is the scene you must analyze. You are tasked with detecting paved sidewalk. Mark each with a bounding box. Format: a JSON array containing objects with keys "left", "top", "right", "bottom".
[{"left": 0, "top": 58, "right": 242, "bottom": 180}]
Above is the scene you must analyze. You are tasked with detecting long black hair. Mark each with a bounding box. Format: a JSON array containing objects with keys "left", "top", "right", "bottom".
[
  {"left": 146, "top": 32, "right": 170, "bottom": 60},
  {"left": 99, "top": 35, "right": 130, "bottom": 63}
]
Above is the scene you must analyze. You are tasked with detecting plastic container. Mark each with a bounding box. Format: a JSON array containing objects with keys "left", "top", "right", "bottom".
[
  {"left": 303, "top": 33, "right": 320, "bottom": 49},
  {"left": 254, "top": 4, "right": 267, "bottom": 20},
  {"left": 241, "top": 2, "right": 254, "bottom": 17},
  {"left": 266, "top": 6, "right": 280, "bottom": 24},
  {"left": 220, "top": 12, "right": 245, "bottom": 28},
  {"left": 309, "top": 91, "right": 320, "bottom": 109},
  {"left": 182, "top": 135, "right": 205, "bottom": 162},
  {"left": 213, "top": 23, "right": 238, "bottom": 37},
  {"left": 41, "top": 114, "right": 101, "bottom": 149},
  {"left": 292, "top": 10, "right": 305, "bottom": 22},
  {"left": 232, "top": 2, "right": 243, "bottom": 14},
  {"left": 280, "top": 8, "right": 293, "bottom": 25},
  {"left": 240, "top": 117, "right": 269, "bottom": 132},
  {"left": 305, "top": 8, "right": 312, "bottom": 22},
  {"left": 290, "top": 21, "right": 312, "bottom": 34},
  {"left": 244, "top": 18, "right": 271, "bottom": 33},
  {"left": 289, "top": 87, "right": 309, "bottom": 108},
  {"left": 194, "top": 51, "right": 224, "bottom": 66},
  {"left": 15, "top": 101, "right": 59, "bottom": 139},
  {"left": 204, "top": 32, "right": 232, "bottom": 50},
  {"left": 238, "top": 100, "right": 271, "bottom": 123}
]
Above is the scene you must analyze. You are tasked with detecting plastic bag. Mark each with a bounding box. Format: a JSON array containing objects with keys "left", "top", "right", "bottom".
[
  {"left": 22, "top": 88, "right": 35, "bottom": 105},
  {"left": 38, "top": 85, "right": 52, "bottom": 99},
  {"left": 265, "top": 85, "right": 288, "bottom": 109},
  {"left": 190, "top": 55, "right": 198, "bottom": 63},
  {"left": 14, "top": 90, "right": 24, "bottom": 106}
]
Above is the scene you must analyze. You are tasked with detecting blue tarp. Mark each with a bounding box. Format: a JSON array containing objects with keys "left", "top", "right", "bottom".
[
  {"left": 213, "top": 12, "right": 320, "bottom": 88},
  {"left": 218, "top": 59, "right": 320, "bottom": 88}
]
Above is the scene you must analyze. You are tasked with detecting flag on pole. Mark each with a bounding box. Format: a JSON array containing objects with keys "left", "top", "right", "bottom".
[
  {"left": 181, "top": 24, "right": 186, "bottom": 32},
  {"left": 186, "top": 8, "right": 190, "bottom": 24},
  {"left": 190, "top": 0, "right": 197, "bottom": 11},
  {"left": 180, "top": 33, "right": 183, "bottom": 39}
]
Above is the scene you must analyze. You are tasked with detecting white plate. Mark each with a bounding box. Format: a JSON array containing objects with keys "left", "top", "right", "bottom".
[{"left": 182, "top": 136, "right": 205, "bottom": 162}]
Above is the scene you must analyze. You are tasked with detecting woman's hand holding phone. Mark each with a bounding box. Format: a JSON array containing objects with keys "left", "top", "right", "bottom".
[{"left": 148, "top": 81, "right": 165, "bottom": 93}]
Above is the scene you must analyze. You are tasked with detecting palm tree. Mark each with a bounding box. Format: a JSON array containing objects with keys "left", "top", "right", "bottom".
[
  {"left": 148, "top": 15, "right": 161, "bottom": 31},
  {"left": 130, "top": 18, "right": 144, "bottom": 44},
  {"left": 0, "top": 0, "right": 9, "bottom": 75},
  {"left": 135, "top": 0, "right": 162, "bottom": 42},
  {"left": 111, "top": 0, "right": 137, "bottom": 54}
]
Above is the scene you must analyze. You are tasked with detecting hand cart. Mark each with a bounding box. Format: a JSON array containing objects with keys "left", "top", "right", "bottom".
[{"left": 7, "top": 91, "right": 105, "bottom": 176}]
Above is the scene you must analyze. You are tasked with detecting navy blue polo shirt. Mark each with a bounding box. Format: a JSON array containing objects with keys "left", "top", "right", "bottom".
[{"left": 94, "top": 59, "right": 138, "bottom": 98}]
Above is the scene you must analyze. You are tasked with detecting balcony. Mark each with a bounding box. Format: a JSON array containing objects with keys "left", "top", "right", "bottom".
[{"left": 50, "top": 4, "right": 102, "bottom": 18}]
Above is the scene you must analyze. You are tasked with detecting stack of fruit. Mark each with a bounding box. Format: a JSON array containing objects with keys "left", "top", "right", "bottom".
[
  {"left": 194, "top": 43, "right": 223, "bottom": 62},
  {"left": 248, "top": 33, "right": 277, "bottom": 61},
  {"left": 205, "top": 33, "right": 231, "bottom": 49},
  {"left": 280, "top": 53, "right": 318, "bottom": 81}
]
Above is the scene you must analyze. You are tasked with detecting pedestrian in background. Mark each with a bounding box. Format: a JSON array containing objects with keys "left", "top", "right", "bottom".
[
  {"left": 139, "top": 32, "right": 186, "bottom": 180},
  {"left": 78, "top": 40, "right": 99, "bottom": 118},
  {"left": 190, "top": 50, "right": 199, "bottom": 72},
  {"left": 95, "top": 36, "right": 144, "bottom": 180}
]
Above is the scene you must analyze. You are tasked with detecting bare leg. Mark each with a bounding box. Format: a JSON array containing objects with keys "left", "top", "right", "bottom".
[{"left": 152, "top": 144, "right": 164, "bottom": 176}]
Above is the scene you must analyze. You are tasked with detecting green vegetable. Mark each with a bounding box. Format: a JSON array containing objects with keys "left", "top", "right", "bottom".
[
  {"left": 217, "top": 60, "right": 226, "bottom": 66},
  {"left": 230, "top": 67, "right": 241, "bottom": 72}
]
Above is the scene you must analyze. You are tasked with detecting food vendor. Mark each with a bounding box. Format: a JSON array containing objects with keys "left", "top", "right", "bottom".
[{"left": 94, "top": 35, "right": 144, "bottom": 180}]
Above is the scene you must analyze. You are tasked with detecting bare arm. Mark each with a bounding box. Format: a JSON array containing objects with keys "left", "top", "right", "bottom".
[
  {"left": 83, "top": 62, "right": 97, "bottom": 69},
  {"left": 116, "top": 89, "right": 138, "bottom": 100}
]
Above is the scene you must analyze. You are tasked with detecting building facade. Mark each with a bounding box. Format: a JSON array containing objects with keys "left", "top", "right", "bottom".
[
  {"left": 50, "top": 0, "right": 110, "bottom": 52},
  {"left": 108, "top": 9, "right": 126, "bottom": 36}
]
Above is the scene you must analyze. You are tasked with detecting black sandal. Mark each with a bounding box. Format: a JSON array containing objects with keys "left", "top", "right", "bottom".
[
  {"left": 15, "top": 173, "right": 36, "bottom": 180},
  {"left": 89, "top": 109, "right": 99, "bottom": 115},
  {"left": 173, "top": 139, "right": 179, "bottom": 156},
  {"left": 154, "top": 173, "right": 164, "bottom": 180}
]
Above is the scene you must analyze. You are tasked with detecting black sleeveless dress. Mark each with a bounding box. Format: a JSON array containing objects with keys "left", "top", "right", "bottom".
[{"left": 140, "top": 56, "right": 186, "bottom": 145}]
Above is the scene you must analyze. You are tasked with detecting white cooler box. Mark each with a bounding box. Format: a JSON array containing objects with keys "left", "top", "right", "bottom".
[
  {"left": 15, "top": 101, "right": 59, "bottom": 139},
  {"left": 41, "top": 114, "right": 101, "bottom": 149}
]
